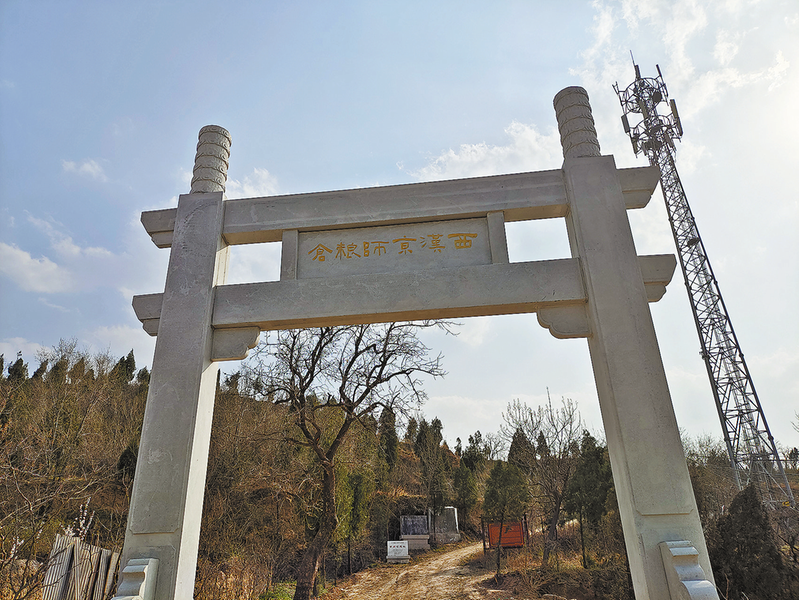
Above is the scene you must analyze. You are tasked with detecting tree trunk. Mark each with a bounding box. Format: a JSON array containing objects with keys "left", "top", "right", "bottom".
[
  {"left": 495, "top": 515, "right": 504, "bottom": 579},
  {"left": 294, "top": 462, "right": 338, "bottom": 600},
  {"left": 542, "top": 496, "right": 562, "bottom": 565},
  {"left": 578, "top": 505, "right": 586, "bottom": 568}
]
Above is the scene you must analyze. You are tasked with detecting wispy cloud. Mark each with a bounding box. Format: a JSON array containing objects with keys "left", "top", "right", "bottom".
[
  {"left": 0, "top": 338, "right": 46, "bottom": 365},
  {"left": 408, "top": 122, "right": 561, "bottom": 182},
  {"left": 225, "top": 167, "right": 280, "bottom": 199},
  {"left": 0, "top": 242, "right": 73, "bottom": 292},
  {"left": 714, "top": 29, "right": 742, "bottom": 66},
  {"left": 62, "top": 158, "right": 108, "bottom": 182},
  {"left": 38, "top": 297, "right": 72, "bottom": 312},
  {"left": 574, "top": 0, "right": 790, "bottom": 118},
  {"left": 27, "top": 214, "right": 112, "bottom": 259}
]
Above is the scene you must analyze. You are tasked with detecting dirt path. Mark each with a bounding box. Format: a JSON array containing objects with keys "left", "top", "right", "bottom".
[{"left": 330, "top": 542, "right": 517, "bottom": 600}]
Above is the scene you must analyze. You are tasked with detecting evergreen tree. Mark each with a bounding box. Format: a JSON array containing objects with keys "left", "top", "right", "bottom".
[
  {"left": 135, "top": 366, "right": 150, "bottom": 385},
  {"left": 453, "top": 462, "right": 478, "bottom": 517},
  {"left": 707, "top": 484, "right": 794, "bottom": 600},
  {"left": 32, "top": 359, "right": 48, "bottom": 380},
  {"left": 7, "top": 357, "right": 28, "bottom": 383},
  {"left": 68, "top": 357, "right": 87, "bottom": 383},
  {"left": 405, "top": 417, "right": 418, "bottom": 443},
  {"left": 507, "top": 427, "right": 534, "bottom": 471},
  {"left": 461, "top": 430, "right": 489, "bottom": 472},
  {"left": 414, "top": 417, "right": 448, "bottom": 522},
  {"left": 563, "top": 431, "right": 613, "bottom": 567},
  {"left": 483, "top": 461, "right": 529, "bottom": 578},
  {"left": 377, "top": 408, "right": 399, "bottom": 472},
  {"left": 111, "top": 350, "right": 136, "bottom": 383},
  {"left": 46, "top": 357, "right": 68, "bottom": 386},
  {"left": 413, "top": 418, "right": 431, "bottom": 456}
]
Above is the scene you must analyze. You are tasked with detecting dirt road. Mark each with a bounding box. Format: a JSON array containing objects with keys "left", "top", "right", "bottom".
[{"left": 330, "top": 542, "right": 520, "bottom": 600}]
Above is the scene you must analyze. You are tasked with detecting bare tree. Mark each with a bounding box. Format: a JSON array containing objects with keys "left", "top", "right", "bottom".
[
  {"left": 502, "top": 395, "right": 581, "bottom": 564},
  {"left": 242, "top": 323, "right": 446, "bottom": 600}
]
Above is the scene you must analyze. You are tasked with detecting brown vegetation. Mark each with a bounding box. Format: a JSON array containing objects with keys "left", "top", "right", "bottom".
[{"left": 2, "top": 339, "right": 798, "bottom": 600}]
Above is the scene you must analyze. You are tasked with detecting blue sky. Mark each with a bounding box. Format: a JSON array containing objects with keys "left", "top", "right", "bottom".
[{"left": 1, "top": 1, "right": 797, "bottom": 450}]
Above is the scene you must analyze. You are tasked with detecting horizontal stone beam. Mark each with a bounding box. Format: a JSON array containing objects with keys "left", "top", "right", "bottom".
[
  {"left": 213, "top": 259, "right": 586, "bottom": 331},
  {"left": 140, "top": 165, "right": 659, "bottom": 248},
  {"left": 133, "top": 254, "right": 675, "bottom": 340}
]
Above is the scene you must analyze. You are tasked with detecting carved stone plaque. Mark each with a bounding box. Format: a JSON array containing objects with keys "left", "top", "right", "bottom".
[{"left": 297, "top": 218, "right": 490, "bottom": 279}]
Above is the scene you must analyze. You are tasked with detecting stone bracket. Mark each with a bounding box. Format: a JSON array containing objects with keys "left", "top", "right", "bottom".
[
  {"left": 111, "top": 557, "right": 158, "bottom": 600},
  {"left": 132, "top": 293, "right": 163, "bottom": 337},
  {"left": 618, "top": 165, "right": 660, "bottom": 209},
  {"left": 659, "top": 541, "right": 719, "bottom": 600},
  {"left": 211, "top": 327, "right": 261, "bottom": 361},
  {"left": 536, "top": 254, "right": 677, "bottom": 339},
  {"left": 141, "top": 209, "right": 177, "bottom": 249},
  {"left": 537, "top": 304, "right": 591, "bottom": 339},
  {"left": 641, "top": 253, "right": 677, "bottom": 302}
]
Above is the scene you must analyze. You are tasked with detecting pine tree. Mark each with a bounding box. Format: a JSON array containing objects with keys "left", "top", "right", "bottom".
[
  {"left": 461, "top": 430, "right": 489, "bottom": 472},
  {"left": 483, "top": 461, "right": 529, "bottom": 578},
  {"left": 7, "top": 357, "right": 28, "bottom": 383},
  {"left": 453, "top": 462, "right": 478, "bottom": 517},
  {"left": 377, "top": 408, "right": 399, "bottom": 472},
  {"left": 707, "top": 484, "right": 792, "bottom": 599},
  {"left": 405, "top": 417, "right": 418, "bottom": 442},
  {"left": 31, "top": 359, "right": 48, "bottom": 379},
  {"left": 111, "top": 350, "right": 136, "bottom": 383},
  {"left": 507, "top": 427, "right": 534, "bottom": 471},
  {"left": 563, "top": 431, "right": 613, "bottom": 567}
]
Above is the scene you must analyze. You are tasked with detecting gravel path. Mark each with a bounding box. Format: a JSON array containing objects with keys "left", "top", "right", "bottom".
[{"left": 332, "top": 542, "right": 518, "bottom": 600}]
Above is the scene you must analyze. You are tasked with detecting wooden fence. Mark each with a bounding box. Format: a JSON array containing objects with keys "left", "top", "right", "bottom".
[{"left": 41, "top": 535, "right": 119, "bottom": 600}]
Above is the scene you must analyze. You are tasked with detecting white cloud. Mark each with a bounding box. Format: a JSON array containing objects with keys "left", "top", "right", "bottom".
[
  {"left": 38, "top": 297, "right": 71, "bottom": 312},
  {"left": 225, "top": 167, "right": 280, "bottom": 199},
  {"left": 408, "top": 122, "right": 562, "bottom": 182},
  {"left": 85, "top": 324, "right": 156, "bottom": 369},
  {"left": 766, "top": 51, "right": 790, "bottom": 92},
  {"left": 27, "top": 214, "right": 113, "bottom": 259},
  {"left": 576, "top": 0, "right": 791, "bottom": 120},
  {"left": 0, "top": 242, "right": 73, "bottom": 292},
  {"left": 0, "top": 338, "right": 46, "bottom": 366},
  {"left": 714, "top": 29, "right": 742, "bottom": 66},
  {"left": 674, "top": 139, "right": 709, "bottom": 174},
  {"left": 456, "top": 317, "right": 492, "bottom": 349},
  {"left": 62, "top": 158, "right": 108, "bottom": 182}
]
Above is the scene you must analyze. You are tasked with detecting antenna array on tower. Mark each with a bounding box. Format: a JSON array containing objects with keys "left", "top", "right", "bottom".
[{"left": 613, "top": 63, "right": 794, "bottom": 509}]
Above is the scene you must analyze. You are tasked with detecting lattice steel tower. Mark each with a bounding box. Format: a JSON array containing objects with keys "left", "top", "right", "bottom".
[{"left": 613, "top": 63, "right": 795, "bottom": 508}]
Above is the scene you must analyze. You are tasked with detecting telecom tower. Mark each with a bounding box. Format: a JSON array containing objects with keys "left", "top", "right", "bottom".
[{"left": 613, "top": 63, "right": 795, "bottom": 508}]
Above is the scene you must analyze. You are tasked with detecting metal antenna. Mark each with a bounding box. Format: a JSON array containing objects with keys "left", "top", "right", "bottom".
[{"left": 613, "top": 63, "right": 795, "bottom": 509}]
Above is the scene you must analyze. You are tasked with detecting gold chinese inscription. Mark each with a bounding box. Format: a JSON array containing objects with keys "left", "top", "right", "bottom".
[
  {"left": 308, "top": 232, "right": 479, "bottom": 262},
  {"left": 296, "top": 217, "right": 491, "bottom": 280}
]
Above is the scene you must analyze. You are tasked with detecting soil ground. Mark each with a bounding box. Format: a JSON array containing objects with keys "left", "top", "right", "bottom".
[{"left": 324, "top": 542, "right": 543, "bottom": 600}]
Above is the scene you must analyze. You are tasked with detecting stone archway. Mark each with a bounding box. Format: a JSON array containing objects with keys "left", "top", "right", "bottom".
[{"left": 116, "top": 88, "right": 717, "bottom": 600}]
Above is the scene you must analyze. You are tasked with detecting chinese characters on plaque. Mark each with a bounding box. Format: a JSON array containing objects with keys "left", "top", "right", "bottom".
[{"left": 295, "top": 218, "right": 492, "bottom": 279}]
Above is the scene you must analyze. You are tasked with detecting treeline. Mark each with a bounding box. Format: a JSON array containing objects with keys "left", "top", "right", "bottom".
[{"left": 1, "top": 333, "right": 798, "bottom": 600}]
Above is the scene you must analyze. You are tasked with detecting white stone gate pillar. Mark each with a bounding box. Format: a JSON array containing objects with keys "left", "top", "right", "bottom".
[
  {"left": 115, "top": 126, "right": 232, "bottom": 600},
  {"left": 554, "top": 87, "right": 718, "bottom": 600}
]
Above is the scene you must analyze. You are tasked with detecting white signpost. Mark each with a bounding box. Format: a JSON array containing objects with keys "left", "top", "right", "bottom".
[
  {"left": 117, "top": 89, "right": 718, "bottom": 600},
  {"left": 386, "top": 541, "right": 410, "bottom": 564}
]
